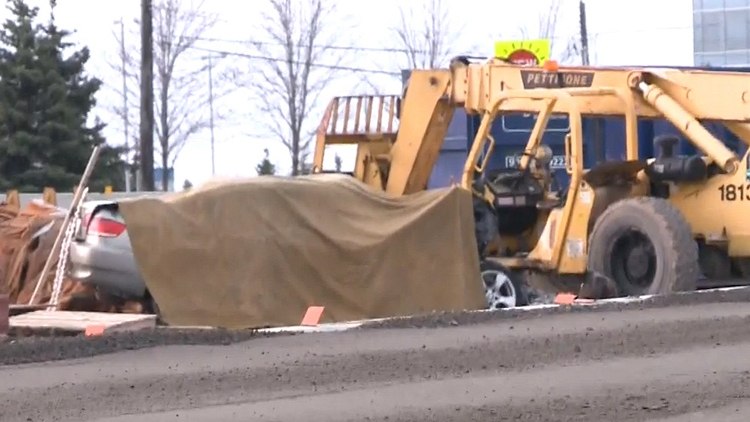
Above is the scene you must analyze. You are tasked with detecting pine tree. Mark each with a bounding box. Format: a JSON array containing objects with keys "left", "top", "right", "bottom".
[
  {"left": 256, "top": 148, "right": 276, "bottom": 175},
  {"left": 0, "top": 0, "right": 126, "bottom": 192}
]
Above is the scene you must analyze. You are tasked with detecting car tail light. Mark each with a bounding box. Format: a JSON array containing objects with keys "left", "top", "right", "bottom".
[{"left": 87, "top": 215, "right": 126, "bottom": 237}]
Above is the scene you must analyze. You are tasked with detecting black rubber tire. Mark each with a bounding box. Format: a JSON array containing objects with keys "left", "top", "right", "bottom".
[
  {"left": 587, "top": 197, "right": 699, "bottom": 296},
  {"left": 479, "top": 260, "right": 530, "bottom": 307}
]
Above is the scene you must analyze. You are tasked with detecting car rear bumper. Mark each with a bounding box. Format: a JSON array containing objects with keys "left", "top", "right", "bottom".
[{"left": 68, "top": 242, "right": 147, "bottom": 300}]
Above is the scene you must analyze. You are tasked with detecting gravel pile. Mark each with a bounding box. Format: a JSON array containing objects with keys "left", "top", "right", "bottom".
[
  {"left": 0, "top": 327, "right": 293, "bottom": 366},
  {"left": 2, "top": 286, "right": 749, "bottom": 366},
  {"left": 363, "top": 286, "right": 750, "bottom": 329}
]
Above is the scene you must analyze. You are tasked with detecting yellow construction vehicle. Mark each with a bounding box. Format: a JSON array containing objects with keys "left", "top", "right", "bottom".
[{"left": 313, "top": 57, "right": 750, "bottom": 306}]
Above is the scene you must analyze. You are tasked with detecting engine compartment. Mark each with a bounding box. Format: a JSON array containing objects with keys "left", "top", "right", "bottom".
[{"left": 645, "top": 134, "right": 709, "bottom": 184}]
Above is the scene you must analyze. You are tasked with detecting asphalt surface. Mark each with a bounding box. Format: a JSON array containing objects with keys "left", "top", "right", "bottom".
[
  {"left": 2, "top": 301, "right": 750, "bottom": 422},
  {"left": 3, "top": 286, "right": 750, "bottom": 367}
]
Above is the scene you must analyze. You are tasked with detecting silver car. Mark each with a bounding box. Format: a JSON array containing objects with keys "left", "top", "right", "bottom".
[{"left": 68, "top": 200, "right": 156, "bottom": 312}]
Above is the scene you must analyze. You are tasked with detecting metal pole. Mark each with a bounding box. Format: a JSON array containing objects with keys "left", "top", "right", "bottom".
[
  {"left": 208, "top": 55, "right": 216, "bottom": 175},
  {"left": 119, "top": 18, "right": 131, "bottom": 192}
]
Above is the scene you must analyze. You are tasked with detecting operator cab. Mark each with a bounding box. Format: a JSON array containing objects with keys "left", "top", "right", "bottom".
[{"left": 474, "top": 145, "right": 563, "bottom": 236}]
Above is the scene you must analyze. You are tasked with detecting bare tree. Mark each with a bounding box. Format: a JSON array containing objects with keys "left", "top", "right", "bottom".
[
  {"left": 108, "top": 19, "right": 140, "bottom": 187},
  {"left": 391, "top": 0, "right": 464, "bottom": 70},
  {"left": 106, "top": 0, "right": 224, "bottom": 190},
  {"left": 234, "top": 0, "right": 349, "bottom": 176},
  {"left": 516, "top": 0, "right": 581, "bottom": 64},
  {"left": 359, "top": 0, "right": 467, "bottom": 115},
  {"left": 365, "top": 0, "right": 465, "bottom": 86}
]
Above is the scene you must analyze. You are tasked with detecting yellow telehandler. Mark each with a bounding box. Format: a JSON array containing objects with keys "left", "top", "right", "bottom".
[{"left": 313, "top": 57, "right": 750, "bottom": 306}]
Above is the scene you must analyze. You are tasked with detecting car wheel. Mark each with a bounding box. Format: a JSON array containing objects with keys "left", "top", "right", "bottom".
[{"left": 480, "top": 260, "right": 529, "bottom": 309}]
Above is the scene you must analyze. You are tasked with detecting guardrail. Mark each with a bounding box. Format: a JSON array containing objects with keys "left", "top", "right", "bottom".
[{"left": 5, "top": 188, "right": 166, "bottom": 210}]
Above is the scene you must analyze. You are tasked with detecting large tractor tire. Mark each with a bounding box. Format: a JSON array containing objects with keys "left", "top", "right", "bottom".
[{"left": 587, "top": 197, "right": 699, "bottom": 296}]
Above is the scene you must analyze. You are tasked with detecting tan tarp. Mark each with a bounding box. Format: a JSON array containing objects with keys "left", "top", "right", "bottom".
[{"left": 118, "top": 174, "right": 485, "bottom": 329}]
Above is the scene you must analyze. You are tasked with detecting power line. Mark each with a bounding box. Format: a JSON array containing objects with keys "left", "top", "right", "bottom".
[
  {"left": 140, "top": 5, "right": 460, "bottom": 54},
  {"left": 183, "top": 35, "right": 576, "bottom": 54},
  {"left": 194, "top": 37, "right": 426, "bottom": 54},
  {"left": 193, "top": 36, "right": 484, "bottom": 54},
  {"left": 121, "top": 9, "right": 694, "bottom": 57},
  {"left": 124, "top": 26, "right": 701, "bottom": 87},
  {"left": 168, "top": 25, "right": 695, "bottom": 55},
  {"left": 593, "top": 25, "right": 692, "bottom": 36},
  {"left": 134, "top": 5, "right": 478, "bottom": 54},
  {"left": 151, "top": 33, "right": 475, "bottom": 55},
  {"left": 187, "top": 45, "right": 401, "bottom": 76}
]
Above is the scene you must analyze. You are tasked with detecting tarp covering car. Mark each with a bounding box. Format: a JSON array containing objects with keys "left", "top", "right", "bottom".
[{"left": 118, "top": 174, "right": 486, "bottom": 329}]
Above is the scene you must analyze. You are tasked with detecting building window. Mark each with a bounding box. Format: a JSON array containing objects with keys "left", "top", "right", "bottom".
[
  {"left": 702, "top": 11, "right": 726, "bottom": 51},
  {"left": 700, "top": 0, "right": 725, "bottom": 10},
  {"left": 725, "top": 0, "right": 750, "bottom": 8},
  {"left": 696, "top": 51, "right": 728, "bottom": 65},
  {"left": 694, "top": 12, "right": 703, "bottom": 51},
  {"left": 725, "top": 49, "right": 750, "bottom": 65},
  {"left": 725, "top": 8, "right": 750, "bottom": 50},
  {"left": 694, "top": 26, "right": 703, "bottom": 51}
]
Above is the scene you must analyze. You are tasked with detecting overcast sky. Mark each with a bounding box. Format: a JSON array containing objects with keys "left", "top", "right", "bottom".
[{"left": 3, "top": 0, "right": 694, "bottom": 189}]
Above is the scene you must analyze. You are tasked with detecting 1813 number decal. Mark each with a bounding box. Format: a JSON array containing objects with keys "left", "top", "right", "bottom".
[{"left": 718, "top": 184, "right": 750, "bottom": 201}]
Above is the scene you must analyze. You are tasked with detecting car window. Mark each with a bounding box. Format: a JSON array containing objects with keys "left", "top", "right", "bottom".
[{"left": 92, "top": 208, "right": 126, "bottom": 224}]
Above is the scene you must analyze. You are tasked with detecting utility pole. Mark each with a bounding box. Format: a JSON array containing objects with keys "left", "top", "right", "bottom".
[
  {"left": 118, "top": 18, "right": 132, "bottom": 192},
  {"left": 139, "top": 0, "right": 155, "bottom": 191},
  {"left": 208, "top": 55, "right": 216, "bottom": 176},
  {"left": 579, "top": 0, "right": 591, "bottom": 65}
]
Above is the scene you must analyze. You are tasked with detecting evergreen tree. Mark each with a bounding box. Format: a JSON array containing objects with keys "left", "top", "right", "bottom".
[
  {"left": 255, "top": 148, "right": 276, "bottom": 175},
  {"left": 0, "top": 0, "right": 126, "bottom": 193},
  {"left": 182, "top": 179, "right": 193, "bottom": 190}
]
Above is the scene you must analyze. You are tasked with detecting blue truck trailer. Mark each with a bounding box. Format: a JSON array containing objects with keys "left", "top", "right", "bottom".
[{"left": 424, "top": 66, "right": 749, "bottom": 189}]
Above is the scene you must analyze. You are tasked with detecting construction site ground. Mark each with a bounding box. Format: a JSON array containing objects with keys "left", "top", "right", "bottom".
[{"left": 1, "top": 289, "right": 749, "bottom": 422}]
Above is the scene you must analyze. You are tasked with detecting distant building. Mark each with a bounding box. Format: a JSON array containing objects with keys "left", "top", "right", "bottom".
[{"left": 693, "top": 0, "right": 750, "bottom": 66}]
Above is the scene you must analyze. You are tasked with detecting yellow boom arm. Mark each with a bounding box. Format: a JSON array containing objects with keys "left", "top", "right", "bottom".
[{"left": 314, "top": 58, "right": 750, "bottom": 195}]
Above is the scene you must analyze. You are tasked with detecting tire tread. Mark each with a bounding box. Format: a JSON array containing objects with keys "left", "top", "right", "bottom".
[{"left": 588, "top": 196, "right": 699, "bottom": 293}]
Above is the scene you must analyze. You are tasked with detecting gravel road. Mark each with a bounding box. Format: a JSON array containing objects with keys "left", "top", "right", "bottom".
[{"left": 2, "top": 301, "right": 750, "bottom": 421}]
